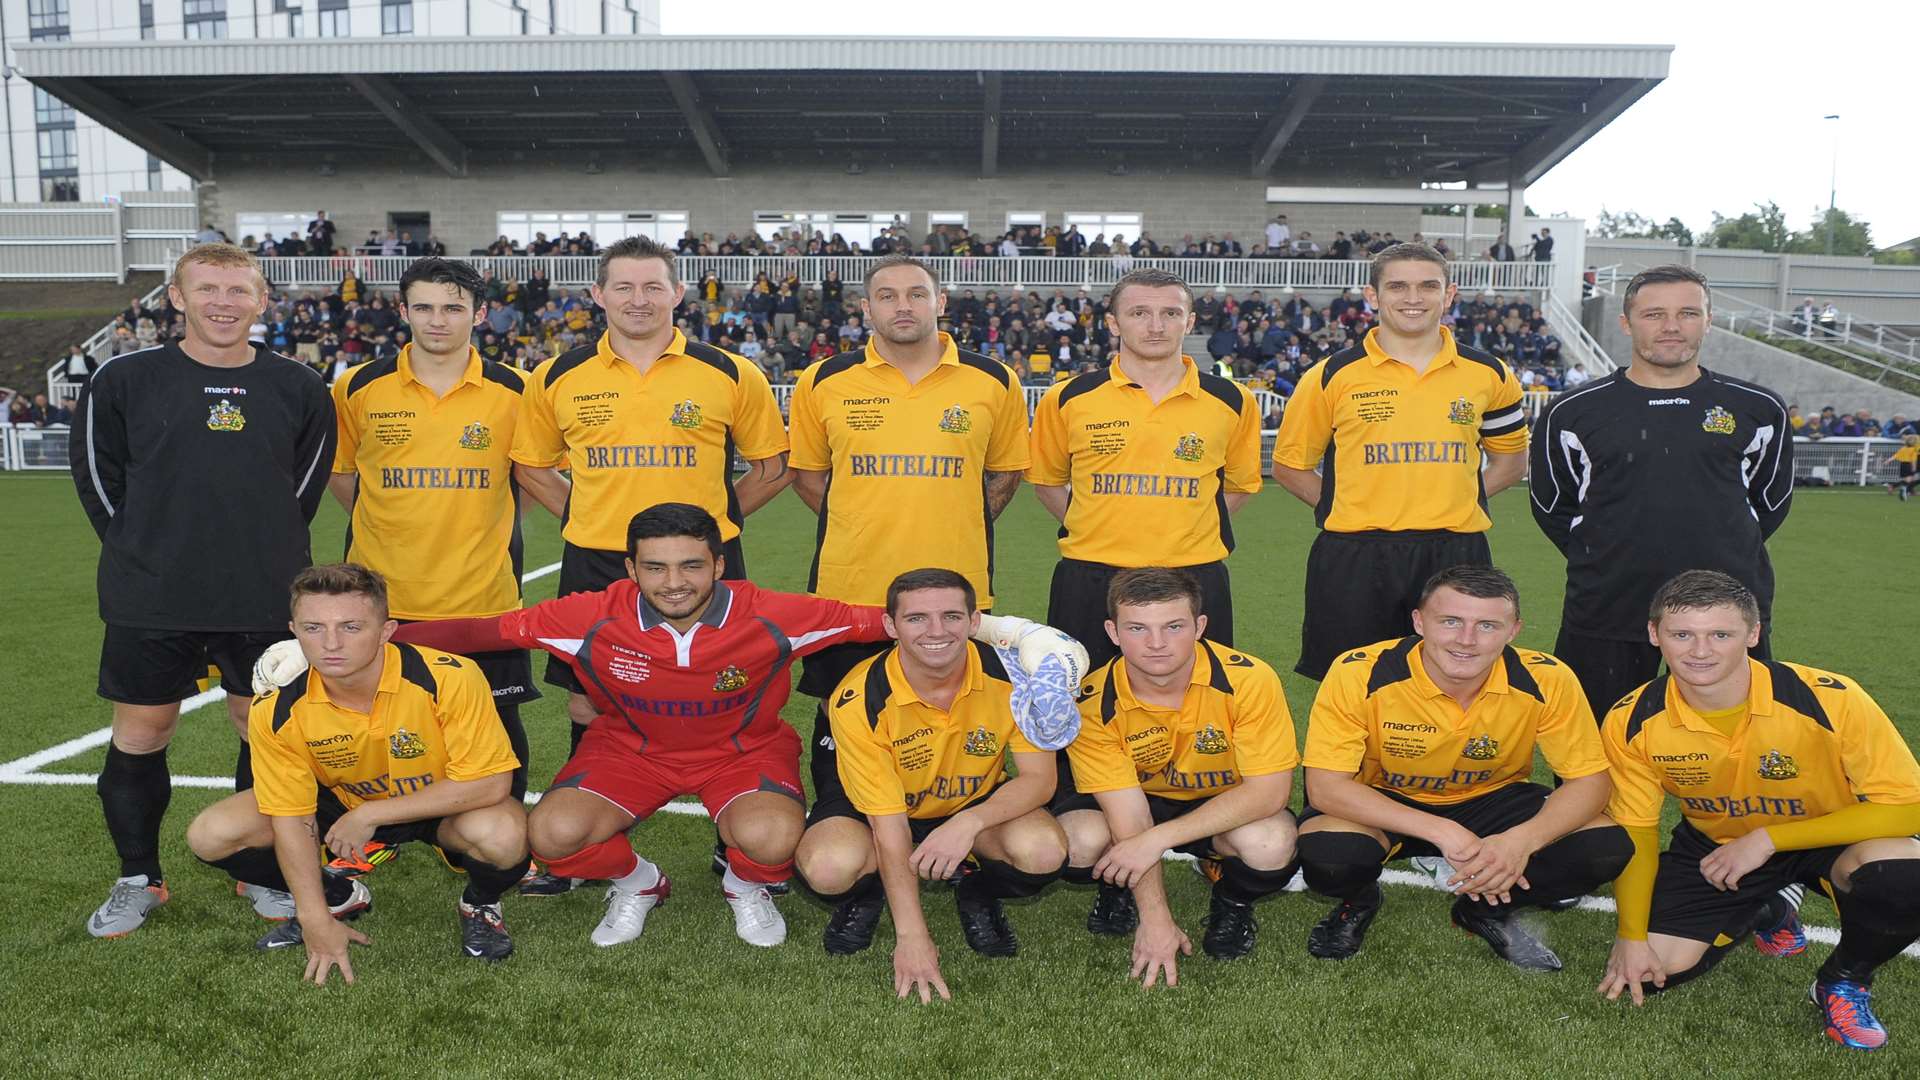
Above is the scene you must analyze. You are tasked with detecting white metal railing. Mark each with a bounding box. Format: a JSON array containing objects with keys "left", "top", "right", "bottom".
[
  {"left": 1791, "top": 436, "right": 1912, "bottom": 487},
  {"left": 1543, "top": 292, "right": 1616, "bottom": 373},
  {"left": 252, "top": 255, "right": 1555, "bottom": 295},
  {"left": 1712, "top": 290, "right": 1920, "bottom": 370},
  {"left": 49, "top": 279, "right": 172, "bottom": 402},
  {"left": 1715, "top": 307, "right": 1920, "bottom": 394},
  {"left": 1, "top": 422, "right": 72, "bottom": 471}
]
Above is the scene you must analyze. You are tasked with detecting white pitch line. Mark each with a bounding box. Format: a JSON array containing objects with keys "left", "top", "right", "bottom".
[
  {"left": 8, "top": 560, "right": 1910, "bottom": 955},
  {"left": 0, "top": 686, "right": 228, "bottom": 778},
  {"left": 0, "top": 561, "right": 567, "bottom": 782},
  {"left": 3, "top": 760, "right": 1912, "bottom": 958}
]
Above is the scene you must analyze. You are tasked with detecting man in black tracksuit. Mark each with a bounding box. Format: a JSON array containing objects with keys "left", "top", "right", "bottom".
[
  {"left": 70, "top": 244, "right": 334, "bottom": 937},
  {"left": 1529, "top": 265, "right": 1793, "bottom": 722}
]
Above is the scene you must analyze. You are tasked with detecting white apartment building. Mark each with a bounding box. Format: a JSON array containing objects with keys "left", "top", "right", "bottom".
[{"left": 0, "top": 0, "right": 660, "bottom": 202}]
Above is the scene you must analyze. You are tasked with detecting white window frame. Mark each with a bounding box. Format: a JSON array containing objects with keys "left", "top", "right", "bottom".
[
  {"left": 497, "top": 210, "right": 688, "bottom": 248},
  {"left": 236, "top": 211, "right": 318, "bottom": 247},
  {"left": 1064, "top": 211, "right": 1143, "bottom": 241}
]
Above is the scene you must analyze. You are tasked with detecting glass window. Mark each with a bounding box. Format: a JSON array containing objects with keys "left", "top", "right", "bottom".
[
  {"left": 34, "top": 89, "right": 74, "bottom": 127},
  {"left": 27, "top": 0, "right": 70, "bottom": 36},
  {"left": 236, "top": 212, "right": 318, "bottom": 247},
  {"left": 381, "top": 0, "right": 413, "bottom": 34},
  {"left": 1065, "top": 211, "right": 1143, "bottom": 243},
  {"left": 496, "top": 211, "right": 688, "bottom": 248},
  {"left": 928, "top": 212, "right": 969, "bottom": 228},
  {"left": 37, "top": 128, "right": 77, "bottom": 172},
  {"left": 317, "top": 0, "right": 348, "bottom": 36},
  {"left": 184, "top": 0, "right": 228, "bottom": 37}
]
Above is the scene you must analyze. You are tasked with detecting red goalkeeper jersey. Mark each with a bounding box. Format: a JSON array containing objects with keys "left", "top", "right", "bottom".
[{"left": 498, "top": 579, "right": 887, "bottom": 756}]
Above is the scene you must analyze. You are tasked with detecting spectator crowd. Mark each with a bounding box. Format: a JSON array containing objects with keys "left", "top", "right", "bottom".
[{"left": 1790, "top": 405, "right": 1918, "bottom": 441}]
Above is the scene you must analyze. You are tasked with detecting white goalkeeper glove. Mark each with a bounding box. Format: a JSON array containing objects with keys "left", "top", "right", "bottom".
[
  {"left": 250, "top": 639, "right": 309, "bottom": 696},
  {"left": 973, "top": 614, "right": 1091, "bottom": 689},
  {"left": 973, "top": 614, "right": 1087, "bottom": 752}
]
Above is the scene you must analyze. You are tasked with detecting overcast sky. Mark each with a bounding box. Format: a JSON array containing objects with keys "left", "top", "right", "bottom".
[{"left": 665, "top": 0, "right": 1918, "bottom": 246}]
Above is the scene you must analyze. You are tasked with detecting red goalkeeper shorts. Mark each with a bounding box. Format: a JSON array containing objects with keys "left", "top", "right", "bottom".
[{"left": 549, "top": 723, "right": 804, "bottom": 821}]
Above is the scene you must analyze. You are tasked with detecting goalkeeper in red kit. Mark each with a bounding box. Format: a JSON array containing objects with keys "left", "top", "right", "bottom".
[{"left": 255, "top": 502, "right": 1089, "bottom": 949}]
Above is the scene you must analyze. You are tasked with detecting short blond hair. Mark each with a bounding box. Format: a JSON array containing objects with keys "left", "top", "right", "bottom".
[{"left": 172, "top": 243, "right": 265, "bottom": 294}]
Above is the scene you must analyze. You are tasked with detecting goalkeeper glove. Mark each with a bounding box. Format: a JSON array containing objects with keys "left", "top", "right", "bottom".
[
  {"left": 250, "top": 639, "right": 309, "bottom": 696},
  {"left": 973, "top": 614, "right": 1091, "bottom": 689}
]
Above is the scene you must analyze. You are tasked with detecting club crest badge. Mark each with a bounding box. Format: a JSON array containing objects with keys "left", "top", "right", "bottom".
[
  {"left": 669, "top": 399, "right": 704, "bottom": 429},
  {"left": 713, "top": 665, "right": 749, "bottom": 693},
  {"left": 1702, "top": 405, "right": 1736, "bottom": 435},
  {"left": 1193, "top": 724, "right": 1229, "bottom": 755},
  {"left": 938, "top": 405, "right": 973, "bottom": 434},
  {"left": 1173, "top": 432, "right": 1206, "bottom": 462},
  {"left": 1757, "top": 749, "right": 1799, "bottom": 780},
  {"left": 458, "top": 422, "right": 492, "bottom": 450},
  {"left": 1462, "top": 735, "right": 1499, "bottom": 761},
  {"left": 206, "top": 399, "right": 246, "bottom": 432},
  {"left": 389, "top": 727, "right": 427, "bottom": 760},
  {"left": 962, "top": 726, "right": 998, "bottom": 757},
  {"left": 1446, "top": 397, "right": 1476, "bottom": 426}
]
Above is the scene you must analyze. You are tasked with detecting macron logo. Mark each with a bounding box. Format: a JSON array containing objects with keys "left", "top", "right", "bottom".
[{"left": 1646, "top": 397, "right": 1691, "bottom": 406}]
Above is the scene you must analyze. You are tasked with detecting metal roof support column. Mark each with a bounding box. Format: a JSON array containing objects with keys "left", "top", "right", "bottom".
[
  {"left": 1507, "top": 182, "right": 1528, "bottom": 251},
  {"left": 980, "top": 72, "right": 1001, "bottom": 179},
  {"left": 663, "top": 71, "right": 731, "bottom": 177},
  {"left": 1249, "top": 75, "right": 1325, "bottom": 178},
  {"left": 342, "top": 73, "right": 470, "bottom": 178}
]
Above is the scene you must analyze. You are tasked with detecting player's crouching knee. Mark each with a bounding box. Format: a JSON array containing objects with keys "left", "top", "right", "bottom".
[
  {"left": 1059, "top": 812, "right": 1112, "bottom": 871},
  {"left": 1298, "top": 831, "right": 1386, "bottom": 898},
  {"left": 1224, "top": 815, "right": 1297, "bottom": 871},
  {"left": 1551, "top": 822, "right": 1635, "bottom": 886},
  {"left": 526, "top": 805, "right": 595, "bottom": 862},
  {"left": 999, "top": 819, "right": 1070, "bottom": 877},
  {"left": 728, "top": 815, "right": 805, "bottom": 868},
  {"left": 796, "top": 834, "right": 870, "bottom": 897},
  {"left": 1843, "top": 858, "right": 1920, "bottom": 926},
  {"left": 454, "top": 800, "right": 531, "bottom": 868},
  {"left": 184, "top": 795, "right": 267, "bottom": 861}
]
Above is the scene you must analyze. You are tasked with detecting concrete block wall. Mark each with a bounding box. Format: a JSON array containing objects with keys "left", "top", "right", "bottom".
[
  {"left": 198, "top": 158, "right": 1421, "bottom": 257},
  {"left": 1595, "top": 294, "right": 1920, "bottom": 418}
]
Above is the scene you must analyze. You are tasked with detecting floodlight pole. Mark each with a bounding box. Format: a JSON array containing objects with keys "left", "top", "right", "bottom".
[{"left": 1824, "top": 113, "right": 1840, "bottom": 256}]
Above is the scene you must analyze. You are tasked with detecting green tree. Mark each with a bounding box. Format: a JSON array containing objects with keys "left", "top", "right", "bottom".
[
  {"left": 1657, "top": 217, "right": 1694, "bottom": 247},
  {"left": 1706, "top": 201, "right": 1790, "bottom": 252},
  {"left": 1594, "top": 208, "right": 1655, "bottom": 239},
  {"left": 1788, "top": 207, "right": 1873, "bottom": 257}
]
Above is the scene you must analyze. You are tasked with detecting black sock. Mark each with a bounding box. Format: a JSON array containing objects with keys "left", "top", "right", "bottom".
[
  {"left": 460, "top": 855, "right": 533, "bottom": 907},
  {"left": 1061, "top": 864, "right": 1096, "bottom": 887},
  {"left": 970, "top": 856, "right": 1059, "bottom": 900},
  {"left": 1298, "top": 831, "right": 1386, "bottom": 902},
  {"left": 99, "top": 744, "right": 171, "bottom": 882},
  {"left": 233, "top": 740, "right": 253, "bottom": 792},
  {"left": 1216, "top": 856, "right": 1300, "bottom": 905},
  {"left": 1510, "top": 825, "right": 1634, "bottom": 908},
  {"left": 1819, "top": 860, "right": 1920, "bottom": 987},
  {"left": 569, "top": 722, "right": 587, "bottom": 755},
  {"left": 497, "top": 703, "right": 529, "bottom": 801},
  {"left": 807, "top": 871, "right": 882, "bottom": 907},
  {"left": 202, "top": 845, "right": 288, "bottom": 892}
]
